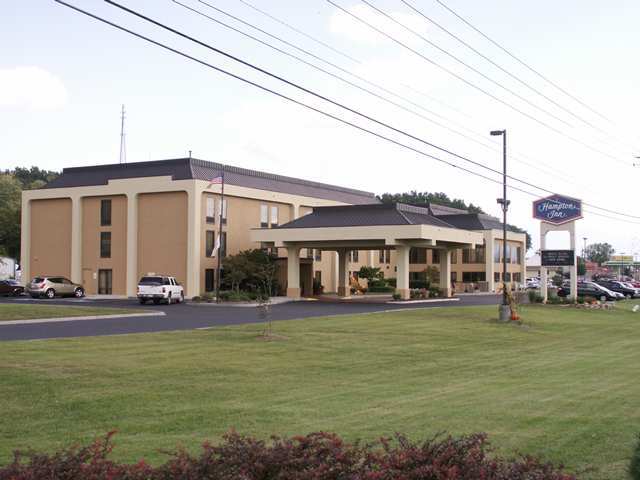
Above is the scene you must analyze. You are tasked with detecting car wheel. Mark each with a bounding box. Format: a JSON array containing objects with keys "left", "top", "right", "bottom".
[
  {"left": 45, "top": 289, "right": 55, "bottom": 299},
  {"left": 74, "top": 288, "right": 85, "bottom": 298},
  {"left": 179, "top": 291, "right": 184, "bottom": 304},
  {"left": 166, "top": 293, "right": 172, "bottom": 305},
  {"left": 139, "top": 298, "right": 147, "bottom": 305}
]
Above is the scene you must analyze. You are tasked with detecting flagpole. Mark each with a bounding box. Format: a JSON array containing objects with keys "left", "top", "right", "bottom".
[{"left": 215, "top": 167, "right": 225, "bottom": 303}]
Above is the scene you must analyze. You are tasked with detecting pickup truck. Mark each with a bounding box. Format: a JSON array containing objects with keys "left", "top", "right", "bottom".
[{"left": 137, "top": 275, "right": 184, "bottom": 305}]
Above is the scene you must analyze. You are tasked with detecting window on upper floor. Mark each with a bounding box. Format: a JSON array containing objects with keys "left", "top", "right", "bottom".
[
  {"left": 432, "top": 249, "right": 440, "bottom": 265},
  {"left": 100, "top": 231, "right": 111, "bottom": 258},
  {"left": 206, "top": 230, "right": 215, "bottom": 257},
  {"left": 409, "top": 248, "right": 426, "bottom": 264},
  {"left": 260, "top": 204, "right": 269, "bottom": 228},
  {"left": 349, "top": 250, "right": 359, "bottom": 263},
  {"left": 218, "top": 199, "right": 227, "bottom": 225},
  {"left": 206, "top": 197, "right": 215, "bottom": 224},
  {"left": 270, "top": 206, "right": 278, "bottom": 227},
  {"left": 100, "top": 199, "right": 111, "bottom": 226}
]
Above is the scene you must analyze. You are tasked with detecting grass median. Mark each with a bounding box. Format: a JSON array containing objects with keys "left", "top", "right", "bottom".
[
  {"left": 0, "top": 303, "right": 142, "bottom": 321},
  {"left": 2, "top": 302, "right": 640, "bottom": 479}
]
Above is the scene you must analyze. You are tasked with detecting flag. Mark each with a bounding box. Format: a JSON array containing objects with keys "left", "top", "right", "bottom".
[
  {"left": 208, "top": 175, "right": 224, "bottom": 188},
  {"left": 211, "top": 234, "right": 221, "bottom": 257}
]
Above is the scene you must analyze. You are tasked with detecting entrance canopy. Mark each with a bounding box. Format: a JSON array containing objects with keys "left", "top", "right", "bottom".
[{"left": 252, "top": 203, "right": 484, "bottom": 299}]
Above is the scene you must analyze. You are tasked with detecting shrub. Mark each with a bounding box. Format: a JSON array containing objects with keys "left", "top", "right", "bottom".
[
  {"left": 217, "top": 290, "right": 257, "bottom": 302},
  {"left": 630, "top": 433, "right": 640, "bottom": 480},
  {"left": 386, "top": 277, "right": 397, "bottom": 287},
  {"left": 527, "top": 289, "right": 538, "bottom": 304},
  {"left": 392, "top": 292, "right": 402, "bottom": 300},
  {"left": 410, "top": 288, "right": 428, "bottom": 300},
  {"left": 0, "top": 431, "right": 575, "bottom": 480},
  {"left": 428, "top": 286, "right": 441, "bottom": 298},
  {"left": 368, "top": 285, "right": 395, "bottom": 293},
  {"left": 201, "top": 292, "right": 215, "bottom": 303},
  {"left": 191, "top": 296, "right": 201, "bottom": 303}
]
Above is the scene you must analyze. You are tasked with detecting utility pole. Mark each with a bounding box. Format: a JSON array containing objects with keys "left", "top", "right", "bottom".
[
  {"left": 491, "top": 129, "right": 510, "bottom": 321},
  {"left": 119, "top": 104, "right": 127, "bottom": 164},
  {"left": 582, "top": 237, "right": 587, "bottom": 280}
]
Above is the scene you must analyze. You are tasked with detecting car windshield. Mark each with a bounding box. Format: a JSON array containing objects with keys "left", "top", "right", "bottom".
[
  {"left": 139, "top": 276, "right": 163, "bottom": 285},
  {"left": 6, "top": 280, "right": 20, "bottom": 285},
  {"left": 32, "top": 277, "right": 44, "bottom": 283}
]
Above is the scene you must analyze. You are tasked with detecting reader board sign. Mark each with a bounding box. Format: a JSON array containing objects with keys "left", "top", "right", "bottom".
[
  {"left": 541, "top": 250, "right": 575, "bottom": 267},
  {"left": 533, "top": 194, "right": 582, "bottom": 225}
]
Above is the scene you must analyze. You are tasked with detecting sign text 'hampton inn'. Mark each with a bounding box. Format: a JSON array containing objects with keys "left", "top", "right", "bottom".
[{"left": 532, "top": 194, "right": 582, "bottom": 225}]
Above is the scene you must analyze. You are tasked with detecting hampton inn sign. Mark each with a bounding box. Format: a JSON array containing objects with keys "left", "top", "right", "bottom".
[
  {"left": 534, "top": 193, "right": 583, "bottom": 302},
  {"left": 532, "top": 194, "right": 583, "bottom": 225}
]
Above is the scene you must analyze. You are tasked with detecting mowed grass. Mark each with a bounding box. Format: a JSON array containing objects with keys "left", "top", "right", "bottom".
[
  {"left": 2, "top": 303, "right": 640, "bottom": 479},
  {"left": 0, "top": 303, "right": 141, "bottom": 321}
]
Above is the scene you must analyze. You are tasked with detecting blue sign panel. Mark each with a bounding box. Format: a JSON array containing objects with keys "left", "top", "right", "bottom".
[{"left": 533, "top": 194, "right": 582, "bottom": 225}]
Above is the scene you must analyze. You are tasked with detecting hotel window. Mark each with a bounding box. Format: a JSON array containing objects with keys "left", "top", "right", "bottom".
[
  {"left": 493, "top": 242, "right": 501, "bottom": 262},
  {"left": 349, "top": 250, "right": 359, "bottom": 263},
  {"left": 475, "top": 246, "right": 486, "bottom": 263},
  {"left": 513, "top": 272, "right": 522, "bottom": 282},
  {"left": 307, "top": 248, "right": 314, "bottom": 259},
  {"left": 206, "top": 230, "right": 215, "bottom": 257},
  {"left": 206, "top": 197, "right": 215, "bottom": 224},
  {"left": 516, "top": 247, "right": 522, "bottom": 265},
  {"left": 218, "top": 199, "right": 227, "bottom": 225},
  {"left": 505, "top": 272, "right": 511, "bottom": 282},
  {"left": 260, "top": 204, "right": 269, "bottom": 228},
  {"left": 219, "top": 232, "right": 227, "bottom": 258},
  {"left": 314, "top": 249, "right": 322, "bottom": 261},
  {"left": 270, "top": 206, "right": 278, "bottom": 227},
  {"left": 494, "top": 272, "right": 500, "bottom": 283},
  {"left": 409, "top": 247, "right": 426, "bottom": 264},
  {"left": 100, "top": 199, "right": 111, "bottom": 226},
  {"left": 451, "top": 250, "right": 457, "bottom": 264},
  {"left": 205, "top": 269, "right": 215, "bottom": 292},
  {"left": 100, "top": 232, "right": 111, "bottom": 258},
  {"left": 379, "top": 250, "right": 386, "bottom": 263},
  {"left": 462, "top": 248, "right": 472, "bottom": 264},
  {"left": 462, "top": 271, "right": 486, "bottom": 282},
  {"left": 432, "top": 249, "right": 440, "bottom": 265},
  {"left": 451, "top": 271, "right": 457, "bottom": 282}
]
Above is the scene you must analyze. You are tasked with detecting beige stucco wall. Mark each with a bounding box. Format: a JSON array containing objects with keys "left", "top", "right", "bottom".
[
  {"left": 138, "top": 191, "right": 188, "bottom": 287},
  {"left": 81, "top": 195, "right": 127, "bottom": 295},
  {"left": 29, "top": 198, "right": 72, "bottom": 280}
]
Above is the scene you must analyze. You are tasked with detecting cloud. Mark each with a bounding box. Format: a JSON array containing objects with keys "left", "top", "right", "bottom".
[
  {"left": 328, "top": 3, "right": 428, "bottom": 46},
  {"left": 0, "top": 66, "right": 67, "bottom": 110}
]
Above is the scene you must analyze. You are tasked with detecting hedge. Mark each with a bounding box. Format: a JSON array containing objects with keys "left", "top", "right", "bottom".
[{"left": 0, "top": 431, "right": 576, "bottom": 480}]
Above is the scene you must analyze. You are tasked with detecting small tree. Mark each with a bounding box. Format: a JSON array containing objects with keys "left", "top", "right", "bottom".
[
  {"left": 585, "top": 242, "right": 615, "bottom": 266},
  {"left": 358, "top": 266, "right": 383, "bottom": 283},
  {"left": 423, "top": 266, "right": 440, "bottom": 285},
  {"left": 577, "top": 257, "right": 586, "bottom": 277}
]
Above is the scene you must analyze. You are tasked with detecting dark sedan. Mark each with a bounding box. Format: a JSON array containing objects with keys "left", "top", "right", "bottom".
[
  {"left": 557, "top": 282, "right": 620, "bottom": 301},
  {"left": 596, "top": 280, "right": 638, "bottom": 298},
  {"left": 0, "top": 279, "right": 24, "bottom": 296}
]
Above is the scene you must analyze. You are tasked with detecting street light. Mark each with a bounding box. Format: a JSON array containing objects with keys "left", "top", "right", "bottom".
[
  {"left": 582, "top": 237, "right": 587, "bottom": 280},
  {"left": 491, "top": 129, "right": 510, "bottom": 321}
]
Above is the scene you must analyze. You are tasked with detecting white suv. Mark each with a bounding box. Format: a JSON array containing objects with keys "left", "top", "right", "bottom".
[{"left": 137, "top": 275, "right": 184, "bottom": 305}]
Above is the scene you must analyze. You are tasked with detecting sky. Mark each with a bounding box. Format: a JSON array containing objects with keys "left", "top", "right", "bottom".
[{"left": 2, "top": 0, "right": 640, "bottom": 256}]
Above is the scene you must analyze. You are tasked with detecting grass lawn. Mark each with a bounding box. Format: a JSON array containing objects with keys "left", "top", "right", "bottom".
[
  {"left": 2, "top": 303, "right": 640, "bottom": 479},
  {"left": 0, "top": 303, "right": 142, "bottom": 321}
]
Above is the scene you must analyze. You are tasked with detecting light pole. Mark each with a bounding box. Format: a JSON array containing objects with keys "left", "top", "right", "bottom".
[
  {"left": 582, "top": 237, "right": 587, "bottom": 280},
  {"left": 491, "top": 129, "right": 510, "bottom": 321}
]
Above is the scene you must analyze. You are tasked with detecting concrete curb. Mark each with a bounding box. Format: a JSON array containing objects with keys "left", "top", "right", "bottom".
[
  {"left": 387, "top": 298, "right": 460, "bottom": 305},
  {"left": 0, "top": 311, "right": 166, "bottom": 326}
]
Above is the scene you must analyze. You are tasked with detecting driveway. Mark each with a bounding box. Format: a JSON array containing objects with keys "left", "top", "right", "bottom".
[{"left": 0, "top": 294, "right": 501, "bottom": 341}]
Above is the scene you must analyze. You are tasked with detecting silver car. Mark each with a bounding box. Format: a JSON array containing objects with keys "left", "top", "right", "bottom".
[{"left": 27, "top": 276, "right": 85, "bottom": 299}]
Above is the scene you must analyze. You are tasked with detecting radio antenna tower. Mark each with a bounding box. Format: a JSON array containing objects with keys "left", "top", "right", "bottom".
[{"left": 119, "top": 104, "right": 127, "bottom": 164}]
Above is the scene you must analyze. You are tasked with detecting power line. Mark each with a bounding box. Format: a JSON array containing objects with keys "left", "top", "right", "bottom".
[
  {"left": 432, "top": 0, "right": 619, "bottom": 129},
  {"left": 327, "top": 0, "right": 633, "bottom": 167},
  {"left": 55, "top": 0, "right": 640, "bottom": 224},
  {"left": 235, "top": 0, "right": 361, "bottom": 64},
  {"left": 398, "top": 0, "right": 632, "bottom": 154},
  {"left": 173, "top": 0, "right": 581, "bottom": 191}
]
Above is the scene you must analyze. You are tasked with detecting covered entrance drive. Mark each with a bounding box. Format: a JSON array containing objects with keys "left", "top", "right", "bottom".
[{"left": 252, "top": 203, "right": 484, "bottom": 300}]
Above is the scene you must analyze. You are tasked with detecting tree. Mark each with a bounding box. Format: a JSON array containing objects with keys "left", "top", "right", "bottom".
[
  {"left": 0, "top": 174, "right": 22, "bottom": 259},
  {"left": 585, "top": 243, "right": 615, "bottom": 266},
  {"left": 358, "top": 266, "right": 383, "bottom": 283},
  {"left": 577, "top": 257, "right": 586, "bottom": 277},
  {"left": 222, "top": 249, "right": 278, "bottom": 298}
]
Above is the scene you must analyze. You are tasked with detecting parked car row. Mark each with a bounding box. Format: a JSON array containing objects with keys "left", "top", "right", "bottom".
[{"left": 0, "top": 273, "right": 184, "bottom": 306}]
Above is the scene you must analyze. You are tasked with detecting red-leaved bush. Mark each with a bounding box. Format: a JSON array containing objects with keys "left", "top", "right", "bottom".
[{"left": 0, "top": 430, "right": 576, "bottom": 480}]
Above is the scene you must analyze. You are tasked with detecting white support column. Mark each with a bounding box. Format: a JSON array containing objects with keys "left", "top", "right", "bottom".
[
  {"left": 291, "top": 204, "right": 300, "bottom": 220},
  {"left": 440, "top": 249, "right": 452, "bottom": 297},
  {"left": 337, "top": 249, "right": 350, "bottom": 298},
  {"left": 186, "top": 188, "right": 202, "bottom": 298},
  {"left": 70, "top": 196, "right": 82, "bottom": 284},
  {"left": 485, "top": 234, "right": 495, "bottom": 292},
  {"left": 569, "top": 222, "right": 577, "bottom": 301},
  {"left": 540, "top": 226, "right": 548, "bottom": 303},
  {"left": 332, "top": 251, "right": 339, "bottom": 294},
  {"left": 287, "top": 245, "right": 301, "bottom": 298},
  {"left": 125, "top": 193, "right": 138, "bottom": 297},
  {"left": 368, "top": 250, "right": 375, "bottom": 267},
  {"left": 20, "top": 196, "right": 31, "bottom": 283},
  {"left": 396, "top": 245, "right": 410, "bottom": 300}
]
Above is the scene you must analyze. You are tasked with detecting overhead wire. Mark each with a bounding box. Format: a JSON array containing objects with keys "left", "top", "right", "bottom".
[
  {"left": 327, "top": 0, "right": 633, "bottom": 167},
  {"left": 54, "top": 0, "right": 640, "bottom": 225}
]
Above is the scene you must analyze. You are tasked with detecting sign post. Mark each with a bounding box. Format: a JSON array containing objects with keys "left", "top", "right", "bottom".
[{"left": 533, "top": 195, "right": 583, "bottom": 302}]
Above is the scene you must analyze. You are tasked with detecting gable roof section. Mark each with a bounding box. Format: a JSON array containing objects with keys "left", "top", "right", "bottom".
[
  {"left": 43, "top": 158, "right": 378, "bottom": 205},
  {"left": 277, "top": 203, "right": 456, "bottom": 229}
]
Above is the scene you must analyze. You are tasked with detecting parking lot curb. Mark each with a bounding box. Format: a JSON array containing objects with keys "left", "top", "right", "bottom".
[{"left": 0, "top": 311, "right": 166, "bottom": 326}]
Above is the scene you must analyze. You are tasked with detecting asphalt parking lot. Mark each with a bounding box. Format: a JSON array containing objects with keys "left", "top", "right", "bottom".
[{"left": 0, "top": 294, "right": 502, "bottom": 341}]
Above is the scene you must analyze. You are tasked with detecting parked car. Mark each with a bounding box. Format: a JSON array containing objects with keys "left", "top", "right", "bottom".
[
  {"left": 525, "top": 279, "right": 540, "bottom": 289},
  {"left": 26, "top": 276, "right": 85, "bottom": 299},
  {"left": 0, "top": 279, "right": 24, "bottom": 296},
  {"left": 559, "top": 282, "right": 622, "bottom": 301},
  {"left": 595, "top": 280, "right": 638, "bottom": 298},
  {"left": 137, "top": 275, "right": 184, "bottom": 305}
]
